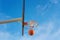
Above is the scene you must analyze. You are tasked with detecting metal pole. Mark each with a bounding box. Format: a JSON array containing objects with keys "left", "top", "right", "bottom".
[
  {"left": 22, "top": 0, "right": 25, "bottom": 36},
  {"left": 0, "top": 18, "right": 22, "bottom": 24}
]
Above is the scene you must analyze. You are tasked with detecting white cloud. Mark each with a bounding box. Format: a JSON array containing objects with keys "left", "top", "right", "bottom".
[
  {"left": 0, "top": 7, "right": 60, "bottom": 40},
  {"left": 19, "top": 20, "right": 60, "bottom": 40},
  {"left": 36, "top": 2, "right": 52, "bottom": 16},
  {"left": 0, "top": 13, "right": 11, "bottom": 20},
  {"left": 0, "top": 32, "right": 16, "bottom": 40},
  {"left": 0, "top": 24, "right": 7, "bottom": 30},
  {"left": 0, "top": 31, "right": 21, "bottom": 40},
  {"left": 0, "top": 21, "right": 60, "bottom": 40},
  {"left": 0, "top": 18, "right": 60, "bottom": 40},
  {"left": 49, "top": 0, "right": 59, "bottom": 4},
  {"left": 0, "top": 13, "right": 12, "bottom": 30}
]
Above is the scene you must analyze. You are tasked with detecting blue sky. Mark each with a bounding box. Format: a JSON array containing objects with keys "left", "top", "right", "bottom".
[{"left": 0, "top": 0, "right": 60, "bottom": 40}]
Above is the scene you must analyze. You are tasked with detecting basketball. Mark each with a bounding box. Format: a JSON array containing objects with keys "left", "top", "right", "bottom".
[{"left": 28, "top": 29, "right": 35, "bottom": 36}]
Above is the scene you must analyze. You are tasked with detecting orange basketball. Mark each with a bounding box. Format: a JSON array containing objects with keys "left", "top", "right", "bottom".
[{"left": 28, "top": 29, "right": 35, "bottom": 36}]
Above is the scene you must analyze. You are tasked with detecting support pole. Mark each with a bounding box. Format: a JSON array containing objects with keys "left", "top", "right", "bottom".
[
  {"left": 0, "top": 18, "right": 22, "bottom": 24},
  {"left": 22, "top": 0, "right": 25, "bottom": 36}
]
